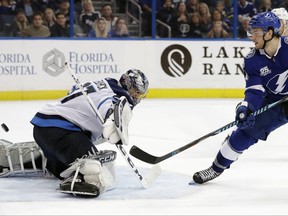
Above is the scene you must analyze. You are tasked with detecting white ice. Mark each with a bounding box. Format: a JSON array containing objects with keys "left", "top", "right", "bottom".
[{"left": 1, "top": 98, "right": 288, "bottom": 215}]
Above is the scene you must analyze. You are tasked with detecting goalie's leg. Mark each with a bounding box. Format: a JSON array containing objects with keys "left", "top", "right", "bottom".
[
  {"left": 33, "top": 126, "right": 99, "bottom": 179},
  {"left": 0, "top": 139, "right": 47, "bottom": 177},
  {"left": 58, "top": 150, "right": 117, "bottom": 197}
]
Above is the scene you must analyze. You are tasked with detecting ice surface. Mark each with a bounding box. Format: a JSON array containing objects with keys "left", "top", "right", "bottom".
[{"left": 1, "top": 99, "right": 288, "bottom": 215}]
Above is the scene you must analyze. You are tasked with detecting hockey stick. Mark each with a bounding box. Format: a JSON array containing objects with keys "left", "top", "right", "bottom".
[
  {"left": 64, "top": 62, "right": 161, "bottom": 188},
  {"left": 130, "top": 95, "right": 288, "bottom": 164}
]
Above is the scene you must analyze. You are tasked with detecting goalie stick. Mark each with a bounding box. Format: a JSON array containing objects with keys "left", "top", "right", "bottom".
[
  {"left": 130, "top": 95, "right": 288, "bottom": 164},
  {"left": 64, "top": 62, "right": 161, "bottom": 188}
]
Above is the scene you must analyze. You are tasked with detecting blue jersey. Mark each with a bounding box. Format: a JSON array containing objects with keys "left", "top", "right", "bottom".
[
  {"left": 238, "top": 1, "right": 257, "bottom": 17},
  {"left": 243, "top": 36, "right": 288, "bottom": 111}
]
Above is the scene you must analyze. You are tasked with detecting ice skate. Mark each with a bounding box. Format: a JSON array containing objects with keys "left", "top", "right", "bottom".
[{"left": 191, "top": 166, "right": 222, "bottom": 184}]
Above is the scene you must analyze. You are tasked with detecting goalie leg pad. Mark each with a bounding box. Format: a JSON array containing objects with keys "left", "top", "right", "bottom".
[
  {"left": 0, "top": 139, "right": 47, "bottom": 177},
  {"left": 114, "top": 96, "right": 133, "bottom": 145},
  {"left": 59, "top": 150, "right": 117, "bottom": 197}
]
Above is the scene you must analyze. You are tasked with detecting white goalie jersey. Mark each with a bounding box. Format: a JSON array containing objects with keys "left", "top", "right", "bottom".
[{"left": 31, "top": 78, "right": 132, "bottom": 143}]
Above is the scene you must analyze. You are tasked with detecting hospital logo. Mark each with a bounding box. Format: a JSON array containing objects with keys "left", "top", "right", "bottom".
[{"left": 42, "top": 49, "right": 66, "bottom": 77}]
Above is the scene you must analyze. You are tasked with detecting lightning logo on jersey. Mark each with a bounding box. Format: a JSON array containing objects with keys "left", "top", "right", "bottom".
[{"left": 267, "top": 70, "right": 288, "bottom": 94}]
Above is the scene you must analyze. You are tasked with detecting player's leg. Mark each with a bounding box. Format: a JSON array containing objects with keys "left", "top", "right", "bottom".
[
  {"left": 192, "top": 129, "right": 256, "bottom": 184},
  {"left": 192, "top": 106, "right": 288, "bottom": 184}
]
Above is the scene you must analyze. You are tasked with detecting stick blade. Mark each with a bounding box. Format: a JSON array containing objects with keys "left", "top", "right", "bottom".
[
  {"left": 141, "top": 164, "right": 162, "bottom": 188},
  {"left": 129, "top": 145, "right": 159, "bottom": 164}
]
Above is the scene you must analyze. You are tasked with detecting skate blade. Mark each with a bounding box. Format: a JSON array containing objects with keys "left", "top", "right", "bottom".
[{"left": 188, "top": 180, "right": 196, "bottom": 185}]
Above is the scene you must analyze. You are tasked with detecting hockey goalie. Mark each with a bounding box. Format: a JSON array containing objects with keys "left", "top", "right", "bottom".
[{"left": 0, "top": 69, "right": 149, "bottom": 197}]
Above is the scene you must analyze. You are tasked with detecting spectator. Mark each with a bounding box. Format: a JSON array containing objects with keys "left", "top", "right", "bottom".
[
  {"left": 9, "top": 8, "right": 29, "bottom": 36},
  {"left": 238, "top": 0, "right": 257, "bottom": 22},
  {"left": 272, "top": 7, "right": 288, "bottom": 36},
  {"left": 43, "top": 7, "right": 56, "bottom": 29},
  {"left": 210, "top": 8, "right": 232, "bottom": 34},
  {"left": 88, "top": 17, "right": 110, "bottom": 38},
  {"left": 258, "top": 0, "right": 272, "bottom": 12},
  {"left": 100, "top": 3, "right": 117, "bottom": 32},
  {"left": 33, "top": 0, "right": 58, "bottom": 13},
  {"left": 254, "top": 0, "right": 281, "bottom": 9},
  {"left": 50, "top": 11, "right": 69, "bottom": 37},
  {"left": 237, "top": 16, "right": 250, "bottom": 38},
  {"left": 110, "top": 16, "right": 129, "bottom": 38},
  {"left": 215, "top": 0, "right": 229, "bottom": 19},
  {"left": 0, "top": 0, "right": 16, "bottom": 33},
  {"left": 187, "top": 12, "right": 204, "bottom": 38},
  {"left": 198, "top": 2, "right": 211, "bottom": 25},
  {"left": 157, "top": 0, "right": 175, "bottom": 37},
  {"left": 198, "top": 2, "right": 211, "bottom": 36},
  {"left": 201, "top": 0, "right": 216, "bottom": 11},
  {"left": 186, "top": 0, "right": 199, "bottom": 13},
  {"left": 79, "top": 0, "right": 101, "bottom": 33},
  {"left": 20, "top": 12, "right": 50, "bottom": 37},
  {"left": 157, "top": 0, "right": 175, "bottom": 25},
  {"left": 169, "top": 1, "right": 191, "bottom": 38},
  {"left": 55, "top": 0, "right": 70, "bottom": 25},
  {"left": 0, "top": 0, "right": 16, "bottom": 15},
  {"left": 206, "top": 21, "right": 230, "bottom": 38},
  {"left": 17, "top": 0, "right": 35, "bottom": 23}
]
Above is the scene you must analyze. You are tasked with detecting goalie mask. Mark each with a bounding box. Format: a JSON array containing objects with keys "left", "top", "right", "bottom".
[{"left": 119, "top": 69, "right": 149, "bottom": 105}]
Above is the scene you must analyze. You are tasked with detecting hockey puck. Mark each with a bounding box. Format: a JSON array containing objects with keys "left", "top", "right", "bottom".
[{"left": 1, "top": 123, "right": 9, "bottom": 132}]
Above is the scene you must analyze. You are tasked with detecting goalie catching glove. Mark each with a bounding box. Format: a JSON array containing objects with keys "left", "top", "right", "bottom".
[{"left": 102, "top": 96, "right": 133, "bottom": 145}]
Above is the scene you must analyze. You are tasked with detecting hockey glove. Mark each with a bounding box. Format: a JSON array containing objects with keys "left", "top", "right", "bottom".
[
  {"left": 102, "top": 108, "right": 121, "bottom": 144},
  {"left": 235, "top": 101, "right": 255, "bottom": 129}
]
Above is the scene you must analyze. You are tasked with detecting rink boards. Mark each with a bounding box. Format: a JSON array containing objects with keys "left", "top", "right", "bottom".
[{"left": 0, "top": 39, "right": 251, "bottom": 100}]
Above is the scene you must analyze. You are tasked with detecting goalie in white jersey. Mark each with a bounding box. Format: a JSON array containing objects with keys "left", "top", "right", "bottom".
[{"left": 0, "top": 69, "right": 149, "bottom": 197}]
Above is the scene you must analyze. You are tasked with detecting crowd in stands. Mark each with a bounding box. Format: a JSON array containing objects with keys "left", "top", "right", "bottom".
[
  {"left": 154, "top": 0, "right": 288, "bottom": 38},
  {"left": 0, "top": 0, "right": 130, "bottom": 38},
  {"left": 0, "top": 0, "right": 287, "bottom": 38}
]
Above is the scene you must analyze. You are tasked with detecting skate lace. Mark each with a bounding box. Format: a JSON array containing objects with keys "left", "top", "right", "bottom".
[{"left": 198, "top": 167, "right": 220, "bottom": 180}]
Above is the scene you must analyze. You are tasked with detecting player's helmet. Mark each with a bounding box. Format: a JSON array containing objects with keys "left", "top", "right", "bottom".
[
  {"left": 247, "top": 11, "right": 281, "bottom": 36},
  {"left": 120, "top": 69, "right": 149, "bottom": 105},
  {"left": 272, "top": 7, "right": 288, "bottom": 21}
]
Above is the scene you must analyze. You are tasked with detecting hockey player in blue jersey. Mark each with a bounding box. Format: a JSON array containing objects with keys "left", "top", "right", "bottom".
[
  {"left": 0, "top": 69, "right": 149, "bottom": 197},
  {"left": 192, "top": 11, "right": 288, "bottom": 184}
]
